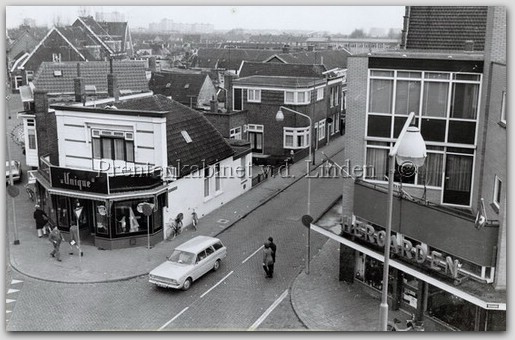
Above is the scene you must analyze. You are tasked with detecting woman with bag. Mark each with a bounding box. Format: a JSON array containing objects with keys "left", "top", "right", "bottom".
[{"left": 33, "top": 204, "right": 49, "bottom": 238}]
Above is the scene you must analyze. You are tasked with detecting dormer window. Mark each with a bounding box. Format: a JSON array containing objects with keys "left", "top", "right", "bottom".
[
  {"left": 53, "top": 70, "right": 63, "bottom": 77},
  {"left": 52, "top": 53, "right": 61, "bottom": 63}
]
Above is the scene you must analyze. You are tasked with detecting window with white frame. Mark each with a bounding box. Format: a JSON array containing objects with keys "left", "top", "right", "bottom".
[
  {"left": 230, "top": 126, "right": 242, "bottom": 139},
  {"left": 14, "top": 76, "right": 23, "bottom": 89},
  {"left": 215, "top": 163, "right": 221, "bottom": 192},
  {"left": 204, "top": 167, "right": 211, "bottom": 198},
  {"left": 247, "top": 89, "right": 261, "bottom": 103},
  {"left": 500, "top": 91, "right": 506, "bottom": 124},
  {"left": 27, "top": 119, "right": 37, "bottom": 150},
  {"left": 318, "top": 119, "right": 326, "bottom": 140},
  {"left": 52, "top": 53, "right": 61, "bottom": 63},
  {"left": 91, "top": 129, "right": 134, "bottom": 162},
  {"left": 283, "top": 127, "right": 310, "bottom": 149},
  {"left": 284, "top": 90, "right": 311, "bottom": 105},
  {"left": 316, "top": 87, "right": 324, "bottom": 101},
  {"left": 493, "top": 176, "right": 502, "bottom": 209}
]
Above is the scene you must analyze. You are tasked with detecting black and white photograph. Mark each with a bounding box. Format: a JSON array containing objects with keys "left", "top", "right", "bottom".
[{"left": 2, "top": 1, "right": 508, "bottom": 333}]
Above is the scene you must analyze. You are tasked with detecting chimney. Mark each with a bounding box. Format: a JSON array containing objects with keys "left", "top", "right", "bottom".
[
  {"left": 34, "top": 90, "right": 59, "bottom": 166},
  {"left": 210, "top": 95, "right": 217, "bottom": 113},
  {"left": 224, "top": 71, "right": 234, "bottom": 112},
  {"left": 107, "top": 58, "right": 119, "bottom": 102},
  {"left": 149, "top": 57, "right": 157, "bottom": 72},
  {"left": 282, "top": 44, "right": 290, "bottom": 53},
  {"left": 307, "top": 45, "right": 314, "bottom": 52},
  {"left": 327, "top": 44, "right": 333, "bottom": 50},
  {"left": 74, "top": 78, "right": 85, "bottom": 103},
  {"left": 464, "top": 40, "right": 475, "bottom": 51}
]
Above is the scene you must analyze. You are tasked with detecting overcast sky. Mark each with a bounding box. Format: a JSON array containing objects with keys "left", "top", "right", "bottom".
[{"left": 6, "top": 5, "right": 406, "bottom": 34}]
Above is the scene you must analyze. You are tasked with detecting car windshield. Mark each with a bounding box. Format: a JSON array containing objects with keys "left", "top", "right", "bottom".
[{"left": 168, "top": 250, "right": 195, "bottom": 265}]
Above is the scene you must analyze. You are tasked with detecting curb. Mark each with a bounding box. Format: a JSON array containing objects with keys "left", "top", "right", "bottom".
[{"left": 9, "top": 146, "right": 345, "bottom": 286}]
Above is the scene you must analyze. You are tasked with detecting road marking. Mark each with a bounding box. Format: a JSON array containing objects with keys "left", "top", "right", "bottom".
[
  {"left": 200, "top": 271, "right": 234, "bottom": 299},
  {"left": 248, "top": 289, "right": 289, "bottom": 331},
  {"left": 242, "top": 246, "right": 264, "bottom": 264},
  {"left": 6, "top": 311, "right": 11, "bottom": 314},
  {"left": 6, "top": 299, "right": 15, "bottom": 304},
  {"left": 158, "top": 306, "right": 189, "bottom": 331},
  {"left": 11, "top": 279, "right": 23, "bottom": 284},
  {"left": 7, "top": 289, "right": 19, "bottom": 294}
]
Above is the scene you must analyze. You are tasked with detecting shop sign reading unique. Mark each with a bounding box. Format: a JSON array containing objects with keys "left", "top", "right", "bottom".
[
  {"left": 342, "top": 218, "right": 462, "bottom": 279},
  {"left": 51, "top": 166, "right": 109, "bottom": 194}
]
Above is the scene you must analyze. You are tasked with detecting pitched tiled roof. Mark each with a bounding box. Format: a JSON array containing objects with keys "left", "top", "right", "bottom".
[
  {"left": 33, "top": 60, "right": 149, "bottom": 94},
  {"left": 149, "top": 72, "right": 209, "bottom": 105},
  {"left": 76, "top": 16, "right": 110, "bottom": 37},
  {"left": 272, "top": 50, "right": 351, "bottom": 70},
  {"left": 114, "top": 94, "right": 234, "bottom": 174},
  {"left": 238, "top": 61, "right": 326, "bottom": 78},
  {"left": 406, "top": 6, "right": 488, "bottom": 51},
  {"left": 195, "top": 48, "right": 279, "bottom": 70}
]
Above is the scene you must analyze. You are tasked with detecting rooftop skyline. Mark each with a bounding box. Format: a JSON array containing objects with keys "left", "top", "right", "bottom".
[{"left": 6, "top": 5, "right": 405, "bottom": 34}]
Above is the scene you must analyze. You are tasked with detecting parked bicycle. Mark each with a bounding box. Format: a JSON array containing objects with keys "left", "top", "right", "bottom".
[
  {"left": 25, "top": 183, "right": 36, "bottom": 201},
  {"left": 387, "top": 314, "right": 424, "bottom": 331}
]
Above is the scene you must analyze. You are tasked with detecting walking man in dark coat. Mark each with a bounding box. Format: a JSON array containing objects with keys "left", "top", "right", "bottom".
[{"left": 268, "top": 236, "right": 277, "bottom": 264}]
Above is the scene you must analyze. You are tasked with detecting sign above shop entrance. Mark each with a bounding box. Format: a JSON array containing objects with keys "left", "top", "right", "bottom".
[{"left": 50, "top": 166, "right": 109, "bottom": 194}]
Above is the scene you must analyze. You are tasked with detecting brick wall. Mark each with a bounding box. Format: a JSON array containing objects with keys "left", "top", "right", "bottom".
[{"left": 34, "top": 90, "right": 59, "bottom": 166}]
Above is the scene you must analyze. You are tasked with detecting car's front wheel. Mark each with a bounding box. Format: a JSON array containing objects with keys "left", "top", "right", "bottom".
[
  {"left": 182, "top": 278, "right": 192, "bottom": 291},
  {"left": 213, "top": 259, "right": 221, "bottom": 271}
]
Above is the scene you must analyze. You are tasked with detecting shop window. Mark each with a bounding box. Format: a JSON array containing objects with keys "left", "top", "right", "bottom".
[
  {"left": 112, "top": 200, "right": 150, "bottom": 236},
  {"left": 426, "top": 285, "right": 476, "bottom": 331},
  {"left": 55, "top": 196, "right": 70, "bottom": 230},
  {"left": 95, "top": 203, "right": 109, "bottom": 236}
]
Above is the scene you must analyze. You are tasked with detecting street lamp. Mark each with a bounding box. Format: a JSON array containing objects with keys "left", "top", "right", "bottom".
[
  {"left": 276, "top": 106, "right": 313, "bottom": 274},
  {"left": 379, "top": 111, "right": 426, "bottom": 331}
]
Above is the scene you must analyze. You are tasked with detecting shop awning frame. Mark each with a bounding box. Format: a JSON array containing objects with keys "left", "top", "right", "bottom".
[
  {"left": 312, "top": 224, "right": 506, "bottom": 311},
  {"left": 34, "top": 170, "right": 169, "bottom": 201}
]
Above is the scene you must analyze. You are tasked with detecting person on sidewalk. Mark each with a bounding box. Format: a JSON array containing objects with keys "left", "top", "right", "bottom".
[
  {"left": 262, "top": 242, "right": 274, "bottom": 278},
  {"left": 49, "top": 226, "right": 64, "bottom": 262},
  {"left": 166, "top": 213, "right": 184, "bottom": 240},
  {"left": 68, "top": 224, "right": 83, "bottom": 256},
  {"left": 268, "top": 236, "right": 277, "bottom": 264},
  {"left": 33, "top": 204, "right": 49, "bottom": 238}
]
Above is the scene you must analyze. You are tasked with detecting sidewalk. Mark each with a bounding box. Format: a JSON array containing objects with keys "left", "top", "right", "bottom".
[{"left": 6, "top": 133, "right": 436, "bottom": 331}]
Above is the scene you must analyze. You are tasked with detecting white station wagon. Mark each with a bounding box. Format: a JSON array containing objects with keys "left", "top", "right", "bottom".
[{"left": 149, "top": 235, "right": 227, "bottom": 291}]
